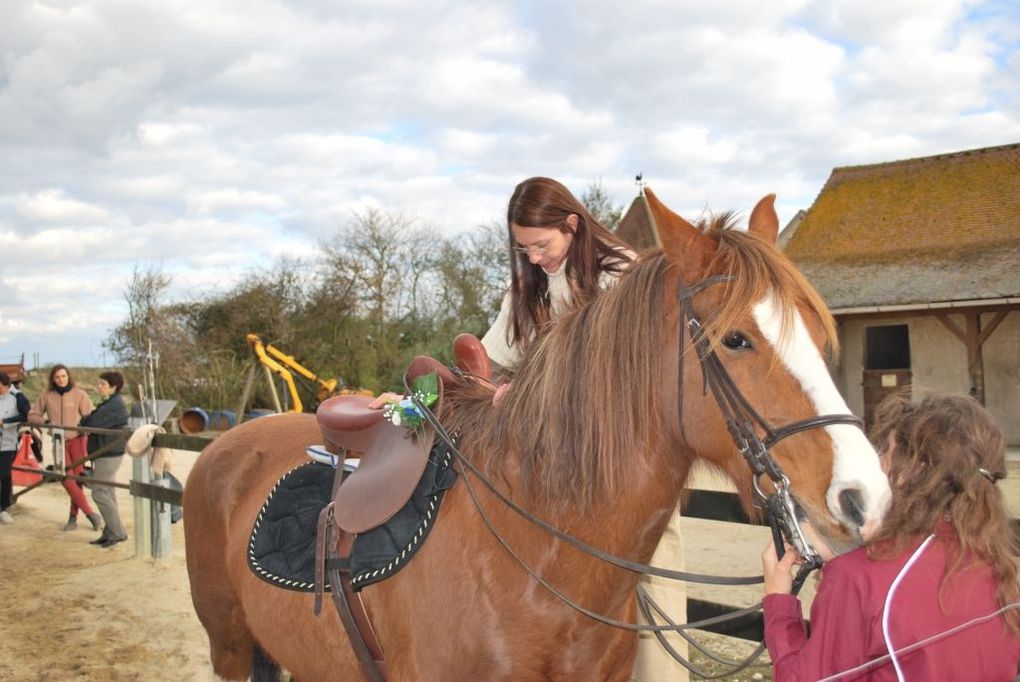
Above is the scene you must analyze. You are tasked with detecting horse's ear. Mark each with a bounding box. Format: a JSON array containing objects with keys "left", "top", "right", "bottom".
[
  {"left": 747, "top": 194, "right": 779, "bottom": 244},
  {"left": 643, "top": 187, "right": 709, "bottom": 268}
]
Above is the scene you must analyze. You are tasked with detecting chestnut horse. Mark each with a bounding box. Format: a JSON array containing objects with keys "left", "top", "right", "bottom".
[{"left": 184, "top": 189, "right": 890, "bottom": 681}]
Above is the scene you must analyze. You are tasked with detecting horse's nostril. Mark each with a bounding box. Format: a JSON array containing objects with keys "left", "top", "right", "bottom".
[{"left": 838, "top": 488, "right": 866, "bottom": 527}]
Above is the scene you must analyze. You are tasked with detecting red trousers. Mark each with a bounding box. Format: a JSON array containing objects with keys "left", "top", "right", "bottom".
[{"left": 62, "top": 435, "right": 94, "bottom": 517}]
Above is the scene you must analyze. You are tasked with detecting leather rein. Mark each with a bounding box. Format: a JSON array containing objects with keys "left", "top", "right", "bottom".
[{"left": 407, "top": 271, "right": 868, "bottom": 677}]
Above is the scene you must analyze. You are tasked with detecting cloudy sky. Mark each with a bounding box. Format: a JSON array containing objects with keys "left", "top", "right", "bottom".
[{"left": 1, "top": 0, "right": 1018, "bottom": 368}]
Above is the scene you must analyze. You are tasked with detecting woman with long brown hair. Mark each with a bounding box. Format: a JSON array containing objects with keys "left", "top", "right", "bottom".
[
  {"left": 762, "top": 392, "right": 1020, "bottom": 680},
  {"left": 481, "top": 176, "right": 633, "bottom": 378},
  {"left": 27, "top": 364, "right": 103, "bottom": 532}
]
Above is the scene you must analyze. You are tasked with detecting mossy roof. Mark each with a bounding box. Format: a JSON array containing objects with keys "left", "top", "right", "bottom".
[{"left": 783, "top": 143, "right": 1020, "bottom": 307}]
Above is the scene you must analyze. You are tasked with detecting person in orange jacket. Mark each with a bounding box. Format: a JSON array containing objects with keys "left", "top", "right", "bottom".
[{"left": 27, "top": 364, "right": 103, "bottom": 532}]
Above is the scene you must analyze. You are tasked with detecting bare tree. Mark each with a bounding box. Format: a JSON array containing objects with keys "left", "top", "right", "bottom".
[
  {"left": 581, "top": 179, "right": 624, "bottom": 231},
  {"left": 105, "top": 266, "right": 187, "bottom": 398},
  {"left": 105, "top": 207, "right": 514, "bottom": 403}
]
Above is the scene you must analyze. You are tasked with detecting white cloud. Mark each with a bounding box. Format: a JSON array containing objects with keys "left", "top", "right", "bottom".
[
  {"left": 12, "top": 189, "right": 113, "bottom": 224},
  {"left": 184, "top": 188, "right": 287, "bottom": 215},
  {"left": 0, "top": 0, "right": 1017, "bottom": 365}
]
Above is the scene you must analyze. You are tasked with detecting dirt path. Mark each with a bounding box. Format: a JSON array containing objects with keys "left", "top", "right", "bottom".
[{"left": 0, "top": 450, "right": 213, "bottom": 682}]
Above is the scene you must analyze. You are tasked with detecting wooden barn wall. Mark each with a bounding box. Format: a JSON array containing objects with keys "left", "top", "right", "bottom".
[{"left": 833, "top": 312, "right": 1020, "bottom": 445}]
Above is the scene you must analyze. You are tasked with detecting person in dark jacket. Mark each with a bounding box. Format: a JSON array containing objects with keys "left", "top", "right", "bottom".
[
  {"left": 81, "top": 371, "right": 129, "bottom": 547},
  {"left": 0, "top": 371, "right": 31, "bottom": 523}
]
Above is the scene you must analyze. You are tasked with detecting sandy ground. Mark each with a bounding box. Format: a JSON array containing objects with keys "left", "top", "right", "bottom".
[
  {"left": 0, "top": 442, "right": 1016, "bottom": 681},
  {"left": 0, "top": 447, "right": 214, "bottom": 682}
]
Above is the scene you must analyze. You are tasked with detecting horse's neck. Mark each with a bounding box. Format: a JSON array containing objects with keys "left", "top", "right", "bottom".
[{"left": 498, "top": 443, "right": 686, "bottom": 567}]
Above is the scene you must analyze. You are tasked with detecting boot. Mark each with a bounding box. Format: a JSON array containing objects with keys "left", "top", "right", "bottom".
[
  {"left": 87, "top": 512, "right": 104, "bottom": 532},
  {"left": 63, "top": 516, "right": 78, "bottom": 531}
]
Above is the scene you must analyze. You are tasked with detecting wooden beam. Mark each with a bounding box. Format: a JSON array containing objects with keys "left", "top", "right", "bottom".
[
  {"left": 686, "top": 599, "right": 764, "bottom": 641},
  {"left": 834, "top": 303, "right": 1019, "bottom": 324},
  {"left": 935, "top": 312, "right": 966, "bottom": 344},
  {"left": 152, "top": 433, "right": 215, "bottom": 451},
  {"left": 264, "top": 365, "right": 283, "bottom": 413},
  {"left": 977, "top": 309, "right": 1010, "bottom": 347}
]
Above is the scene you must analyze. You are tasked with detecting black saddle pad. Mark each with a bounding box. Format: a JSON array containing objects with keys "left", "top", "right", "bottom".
[{"left": 248, "top": 440, "right": 457, "bottom": 592}]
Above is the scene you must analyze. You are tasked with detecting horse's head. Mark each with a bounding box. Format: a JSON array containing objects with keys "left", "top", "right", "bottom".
[{"left": 645, "top": 188, "right": 890, "bottom": 554}]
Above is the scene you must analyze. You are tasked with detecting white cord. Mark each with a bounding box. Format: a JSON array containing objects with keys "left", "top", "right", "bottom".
[
  {"left": 817, "top": 601, "right": 1020, "bottom": 681},
  {"left": 882, "top": 533, "right": 935, "bottom": 681}
]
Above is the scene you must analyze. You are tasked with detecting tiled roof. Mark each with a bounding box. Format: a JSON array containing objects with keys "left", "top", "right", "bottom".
[
  {"left": 783, "top": 143, "right": 1020, "bottom": 307},
  {"left": 798, "top": 244, "right": 1020, "bottom": 309}
]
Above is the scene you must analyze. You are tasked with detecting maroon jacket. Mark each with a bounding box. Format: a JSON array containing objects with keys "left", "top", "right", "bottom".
[{"left": 764, "top": 530, "right": 1020, "bottom": 681}]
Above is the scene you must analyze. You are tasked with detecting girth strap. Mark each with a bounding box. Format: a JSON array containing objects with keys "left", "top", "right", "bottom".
[
  {"left": 314, "top": 484, "right": 388, "bottom": 681},
  {"left": 327, "top": 535, "right": 387, "bottom": 682}
]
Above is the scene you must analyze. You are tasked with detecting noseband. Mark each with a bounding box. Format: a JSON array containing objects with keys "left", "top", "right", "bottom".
[{"left": 677, "top": 274, "right": 865, "bottom": 582}]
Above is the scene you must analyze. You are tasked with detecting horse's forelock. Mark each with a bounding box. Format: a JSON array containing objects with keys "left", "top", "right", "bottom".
[{"left": 701, "top": 221, "right": 838, "bottom": 358}]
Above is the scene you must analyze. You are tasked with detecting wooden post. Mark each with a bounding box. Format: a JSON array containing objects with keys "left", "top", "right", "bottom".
[
  {"left": 964, "top": 312, "right": 984, "bottom": 404},
  {"left": 235, "top": 363, "right": 257, "bottom": 424},
  {"left": 50, "top": 428, "right": 65, "bottom": 474},
  {"left": 935, "top": 309, "right": 1014, "bottom": 407},
  {"left": 263, "top": 365, "right": 283, "bottom": 413},
  {"left": 132, "top": 456, "right": 152, "bottom": 559}
]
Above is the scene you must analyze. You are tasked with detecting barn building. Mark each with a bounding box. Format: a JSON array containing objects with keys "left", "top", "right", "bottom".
[{"left": 779, "top": 143, "right": 1020, "bottom": 444}]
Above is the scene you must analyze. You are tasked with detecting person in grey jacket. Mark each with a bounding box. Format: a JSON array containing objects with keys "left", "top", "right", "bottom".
[
  {"left": 80, "top": 371, "right": 129, "bottom": 547},
  {"left": 0, "top": 371, "right": 31, "bottom": 523}
]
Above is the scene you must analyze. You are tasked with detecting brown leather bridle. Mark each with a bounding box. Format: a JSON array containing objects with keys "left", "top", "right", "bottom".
[{"left": 676, "top": 274, "right": 865, "bottom": 573}]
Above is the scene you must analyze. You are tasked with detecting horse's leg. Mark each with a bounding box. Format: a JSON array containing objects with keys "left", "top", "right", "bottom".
[
  {"left": 251, "top": 643, "right": 282, "bottom": 682},
  {"left": 183, "top": 449, "right": 260, "bottom": 680}
]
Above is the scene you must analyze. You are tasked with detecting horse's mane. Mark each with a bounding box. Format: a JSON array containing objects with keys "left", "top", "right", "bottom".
[{"left": 443, "top": 214, "right": 837, "bottom": 515}]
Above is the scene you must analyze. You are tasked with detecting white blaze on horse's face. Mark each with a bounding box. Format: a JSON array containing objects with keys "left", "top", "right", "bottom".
[{"left": 752, "top": 294, "right": 891, "bottom": 537}]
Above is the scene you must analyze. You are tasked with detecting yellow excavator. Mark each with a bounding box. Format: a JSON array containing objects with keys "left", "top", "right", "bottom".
[{"left": 245, "top": 333, "right": 367, "bottom": 413}]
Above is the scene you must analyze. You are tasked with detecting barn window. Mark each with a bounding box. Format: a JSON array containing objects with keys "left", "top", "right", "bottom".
[{"left": 865, "top": 325, "right": 910, "bottom": 370}]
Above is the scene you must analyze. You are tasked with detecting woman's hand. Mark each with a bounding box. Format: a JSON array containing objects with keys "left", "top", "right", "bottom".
[
  {"left": 492, "top": 381, "right": 513, "bottom": 407},
  {"left": 367, "top": 392, "right": 405, "bottom": 409},
  {"left": 761, "top": 538, "right": 802, "bottom": 595}
]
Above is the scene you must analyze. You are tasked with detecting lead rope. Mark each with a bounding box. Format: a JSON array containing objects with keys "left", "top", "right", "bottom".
[
  {"left": 451, "top": 448, "right": 768, "bottom": 634},
  {"left": 636, "top": 585, "right": 767, "bottom": 679}
]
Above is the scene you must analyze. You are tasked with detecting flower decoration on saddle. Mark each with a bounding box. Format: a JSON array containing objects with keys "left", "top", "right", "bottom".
[{"left": 382, "top": 372, "right": 439, "bottom": 430}]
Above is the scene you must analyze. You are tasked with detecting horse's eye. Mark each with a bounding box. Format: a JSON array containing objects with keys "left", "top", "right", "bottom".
[{"left": 722, "top": 331, "right": 752, "bottom": 351}]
